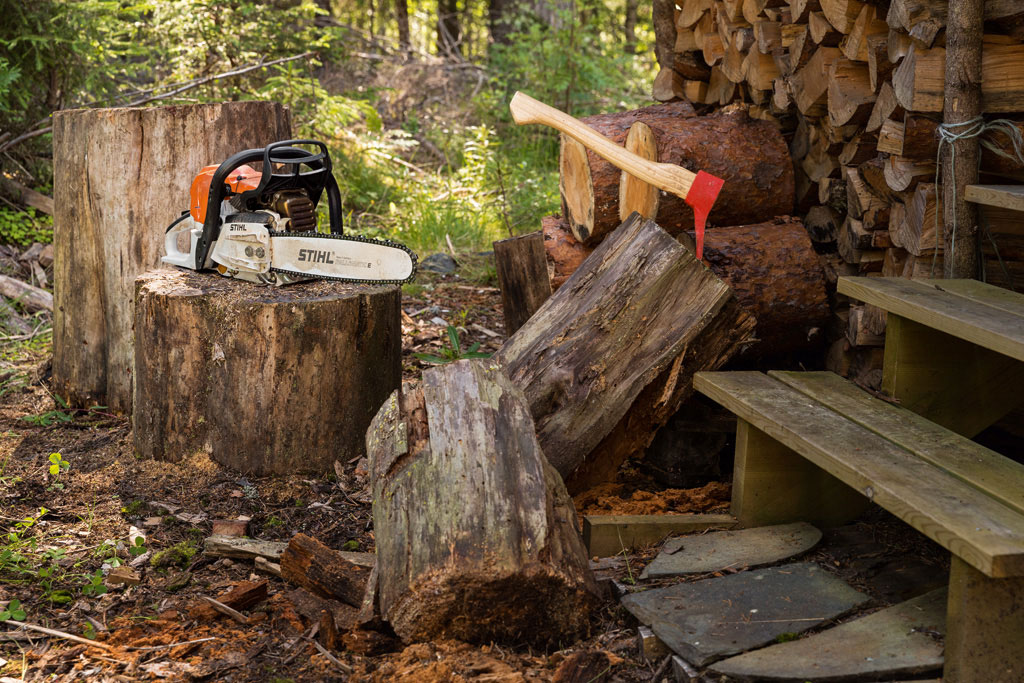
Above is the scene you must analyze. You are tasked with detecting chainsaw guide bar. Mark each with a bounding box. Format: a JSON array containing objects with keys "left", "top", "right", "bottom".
[{"left": 267, "top": 230, "right": 418, "bottom": 286}]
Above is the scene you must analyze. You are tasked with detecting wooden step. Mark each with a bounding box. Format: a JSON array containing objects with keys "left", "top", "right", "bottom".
[
  {"left": 838, "top": 277, "right": 1024, "bottom": 361},
  {"left": 965, "top": 184, "right": 1024, "bottom": 212},
  {"left": 694, "top": 370, "right": 1024, "bottom": 578}
]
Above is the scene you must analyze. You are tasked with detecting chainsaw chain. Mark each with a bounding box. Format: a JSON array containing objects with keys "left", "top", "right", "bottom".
[{"left": 267, "top": 230, "right": 418, "bottom": 285}]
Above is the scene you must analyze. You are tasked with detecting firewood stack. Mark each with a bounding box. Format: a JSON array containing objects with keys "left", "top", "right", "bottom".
[{"left": 652, "top": 0, "right": 1024, "bottom": 386}]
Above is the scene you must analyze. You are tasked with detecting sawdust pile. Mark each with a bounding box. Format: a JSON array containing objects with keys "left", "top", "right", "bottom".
[{"left": 574, "top": 481, "right": 731, "bottom": 519}]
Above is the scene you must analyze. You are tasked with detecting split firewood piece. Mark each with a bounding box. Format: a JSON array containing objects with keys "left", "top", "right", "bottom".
[
  {"left": 820, "top": 0, "right": 865, "bottom": 34},
  {"left": 557, "top": 107, "right": 792, "bottom": 245},
  {"left": 618, "top": 122, "right": 660, "bottom": 223},
  {"left": 497, "top": 213, "right": 754, "bottom": 481},
  {"left": 280, "top": 533, "right": 370, "bottom": 608},
  {"left": 367, "top": 361, "right": 599, "bottom": 645},
  {"left": 894, "top": 43, "right": 1024, "bottom": 113}
]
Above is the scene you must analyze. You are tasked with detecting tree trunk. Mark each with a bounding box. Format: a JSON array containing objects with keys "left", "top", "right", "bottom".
[
  {"left": 488, "top": 0, "right": 521, "bottom": 46},
  {"left": 493, "top": 231, "right": 552, "bottom": 335},
  {"left": 652, "top": 0, "right": 677, "bottom": 70},
  {"left": 133, "top": 270, "right": 401, "bottom": 476},
  {"left": 624, "top": 0, "right": 639, "bottom": 53},
  {"left": 367, "top": 361, "right": 599, "bottom": 645},
  {"left": 942, "top": 0, "right": 983, "bottom": 278},
  {"left": 559, "top": 108, "right": 793, "bottom": 246},
  {"left": 395, "top": 0, "right": 411, "bottom": 55},
  {"left": 52, "top": 102, "right": 292, "bottom": 414},
  {"left": 496, "top": 214, "right": 755, "bottom": 480}
]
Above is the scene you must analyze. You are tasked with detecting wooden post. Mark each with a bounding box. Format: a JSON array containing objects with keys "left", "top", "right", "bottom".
[
  {"left": 52, "top": 102, "right": 292, "bottom": 413},
  {"left": 731, "top": 419, "right": 869, "bottom": 528},
  {"left": 941, "top": 0, "right": 983, "bottom": 278},
  {"left": 367, "top": 361, "right": 599, "bottom": 645},
  {"left": 133, "top": 270, "right": 401, "bottom": 476},
  {"left": 944, "top": 556, "right": 1024, "bottom": 682},
  {"left": 493, "top": 231, "right": 551, "bottom": 336}
]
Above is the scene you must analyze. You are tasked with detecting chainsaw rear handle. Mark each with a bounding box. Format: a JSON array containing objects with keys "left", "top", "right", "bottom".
[{"left": 194, "top": 139, "right": 343, "bottom": 270}]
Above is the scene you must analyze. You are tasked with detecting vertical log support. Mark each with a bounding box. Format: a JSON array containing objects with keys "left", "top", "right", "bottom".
[
  {"left": 941, "top": 0, "right": 983, "bottom": 278},
  {"left": 493, "top": 231, "right": 552, "bottom": 336}
]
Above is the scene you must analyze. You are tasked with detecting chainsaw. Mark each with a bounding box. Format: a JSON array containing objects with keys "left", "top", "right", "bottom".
[{"left": 163, "top": 139, "right": 417, "bottom": 285}]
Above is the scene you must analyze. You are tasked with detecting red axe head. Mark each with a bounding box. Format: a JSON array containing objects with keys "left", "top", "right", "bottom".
[{"left": 685, "top": 170, "right": 725, "bottom": 260}]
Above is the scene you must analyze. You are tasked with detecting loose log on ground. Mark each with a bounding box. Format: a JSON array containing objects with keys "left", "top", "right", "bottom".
[
  {"left": 52, "top": 102, "right": 292, "bottom": 413},
  {"left": 560, "top": 109, "right": 794, "bottom": 245},
  {"left": 367, "top": 361, "right": 598, "bottom": 645},
  {"left": 493, "top": 232, "right": 552, "bottom": 336},
  {"left": 0, "top": 274, "right": 52, "bottom": 312},
  {"left": 133, "top": 270, "right": 400, "bottom": 475},
  {"left": 497, "top": 213, "right": 754, "bottom": 480},
  {"left": 280, "top": 534, "right": 370, "bottom": 608}
]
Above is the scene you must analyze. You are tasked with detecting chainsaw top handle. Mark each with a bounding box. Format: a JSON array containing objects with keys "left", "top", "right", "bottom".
[{"left": 194, "top": 139, "right": 343, "bottom": 270}]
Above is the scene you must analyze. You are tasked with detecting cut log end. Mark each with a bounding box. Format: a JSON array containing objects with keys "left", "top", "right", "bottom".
[
  {"left": 559, "top": 135, "right": 596, "bottom": 243},
  {"left": 619, "top": 122, "right": 661, "bottom": 223}
]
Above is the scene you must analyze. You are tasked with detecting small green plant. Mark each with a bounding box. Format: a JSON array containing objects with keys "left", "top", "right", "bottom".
[
  {"left": 47, "top": 452, "right": 70, "bottom": 490},
  {"left": 413, "top": 325, "right": 491, "bottom": 365},
  {"left": 0, "top": 599, "right": 26, "bottom": 621},
  {"left": 128, "top": 536, "right": 147, "bottom": 557},
  {"left": 150, "top": 540, "right": 198, "bottom": 569},
  {"left": 775, "top": 632, "right": 800, "bottom": 643},
  {"left": 341, "top": 540, "right": 359, "bottom": 551},
  {"left": 121, "top": 500, "right": 146, "bottom": 517},
  {"left": 0, "top": 207, "right": 53, "bottom": 247},
  {"left": 83, "top": 621, "right": 97, "bottom": 639},
  {"left": 23, "top": 397, "right": 109, "bottom": 427},
  {"left": 81, "top": 569, "right": 107, "bottom": 597},
  {"left": 265, "top": 515, "right": 284, "bottom": 528}
]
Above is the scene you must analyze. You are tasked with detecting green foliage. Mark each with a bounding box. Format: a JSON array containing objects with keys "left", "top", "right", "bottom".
[
  {"left": 23, "top": 397, "right": 108, "bottom": 426},
  {"left": 341, "top": 540, "right": 359, "bottom": 551},
  {"left": 414, "top": 325, "right": 490, "bottom": 365},
  {"left": 81, "top": 569, "right": 107, "bottom": 598},
  {"left": 0, "top": 598, "right": 25, "bottom": 622},
  {"left": 47, "top": 451, "right": 70, "bottom": 491},
  {"left": 128, "top": 536, "right": 148, "bottom": 557},
  {"left": 0, "top": 208, "right": 52, "bottom": 247}
]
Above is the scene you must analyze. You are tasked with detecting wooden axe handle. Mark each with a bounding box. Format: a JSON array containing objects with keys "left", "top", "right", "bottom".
[{"left": 509, "top": 91, "right": 697, "bottom": 200}]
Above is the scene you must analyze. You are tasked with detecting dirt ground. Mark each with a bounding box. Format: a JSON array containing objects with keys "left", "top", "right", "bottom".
[{"left": 0, "top": 266, "right": 952, "bottom": 682}]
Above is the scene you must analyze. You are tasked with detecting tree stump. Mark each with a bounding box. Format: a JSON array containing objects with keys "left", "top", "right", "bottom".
[
  {"left": 367, "top": 360, "right": 598, "bottom": 645},
  {"left": 496, "top": 213, "right": 756, "bottom": 482},
  {"left": 493, "top": 231, "right": 552, "bottom": 336},
  {"left": 52, "top": 102, "right": 292, "bottom": 413},
  {"left": 560, "top": 108, "right": 794, "bottom": 245},
  {"left": 133, "top": 270, "right": 400, "bottom": 476}
]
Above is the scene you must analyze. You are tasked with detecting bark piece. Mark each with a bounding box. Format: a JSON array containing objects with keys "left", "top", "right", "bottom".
[
  {"left": 280, "top": 533, "right": 370, "bottom": 608},
  {"left": 560, "top": 108, "right": 793, "bottom": 244},
  {"left": 132, "top": 270, "right": 400, "bottom": 475},
  {"left": 496, "top": 214, "right": 754, "bottom": 480},
  {"left": 367, "top": 361, "right": 599, "bottom": 645},
  {"left": 52, "top": 102, "right": 292, "bottom": 413},
  {"left": 493, "top": 232, "right": 552, "bottom": 336}
]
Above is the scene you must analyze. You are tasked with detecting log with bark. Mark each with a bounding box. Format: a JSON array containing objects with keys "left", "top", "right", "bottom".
[
  {"left": 493, "top": 231, "right": 552, "bottom": 336},
  {"left": 133, "top": 270, "right": 401, "bottom": 475},
  {"left": 496, "top": 213, "right": 755, "bottom": 483},
  {"left": 280, "top": 534, "right": 370, "bottom": 607},
  {"left": 559, "top": 107, "right": 793, "bottom": 245},
  {"left": 52, "top": 102, "right": 292, "bottom": 413},
  {"left": 366, "top": 360, "right": 599, "bottom": 645}
]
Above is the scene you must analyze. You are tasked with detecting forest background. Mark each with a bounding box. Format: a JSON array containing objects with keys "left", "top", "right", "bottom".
[{"left": 0, "top": 0, "right": 656, "bottom": 262}]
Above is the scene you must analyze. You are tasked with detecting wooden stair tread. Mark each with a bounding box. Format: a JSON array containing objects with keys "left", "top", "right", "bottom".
[
  {"left": 769, "top": 371, "right": 1024, "bottom": 516},
  {"left": 965, "top": 184, "right": 1024, "bottom": 212},
  {"left": 694, "top": 370, "right": 1024, "bottom": 578},
  {"left": 838, "top": 277, "right": 1024, "bottom": 361}
]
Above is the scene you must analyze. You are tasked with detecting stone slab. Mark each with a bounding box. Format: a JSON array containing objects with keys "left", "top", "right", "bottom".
[
  {"left": 710, "top": 587, "right": 947, "bottom": 681},
  {"left": 640, "top": 522, "right": 822, "bottom": 579},
  {"left": 621, "top": 562, "right": 870, "bottom": 667}
]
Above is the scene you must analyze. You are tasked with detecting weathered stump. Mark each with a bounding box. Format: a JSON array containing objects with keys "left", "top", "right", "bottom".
[
  {"left": 133, "top": 270, "right": 400, "bottom": 476},
  {"left": 367, "top": 360, "right": 598, "bottom": 646},
  {"left": 493, "top": 231, "right": 552, "bottom": 336},
  {"left": 496, "top": 213, "right": 756, "bottom": 483},
  {"left": 53, "top": 102, "right": 292, "bottom": 413}
]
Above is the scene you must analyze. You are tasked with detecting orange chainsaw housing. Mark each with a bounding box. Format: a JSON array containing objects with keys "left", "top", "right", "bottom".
[{"left": 189, "top": 164, "right": 262, "bottom": 222}]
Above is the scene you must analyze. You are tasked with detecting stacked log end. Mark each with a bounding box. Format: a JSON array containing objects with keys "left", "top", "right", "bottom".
[{"left": 652, "top": 0, "right": 1024, "bottom": 387}]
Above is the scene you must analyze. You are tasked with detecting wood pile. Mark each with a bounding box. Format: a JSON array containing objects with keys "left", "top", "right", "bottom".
[{"left": 651, "top": 0, "right": 1024, "bottom": 387}]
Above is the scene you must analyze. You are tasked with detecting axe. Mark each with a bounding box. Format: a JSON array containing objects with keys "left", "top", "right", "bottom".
[{"left": 509, "top": 91, "right": 724, "bottom": 259}]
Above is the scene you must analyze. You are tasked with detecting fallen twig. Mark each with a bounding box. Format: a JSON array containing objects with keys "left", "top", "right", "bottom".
[
  {"left": 199, "top": 596, "right": 249, "bottom": 625},
  {"left": 312, "top": 639, "right": 353, "bottom": 674},
  {"left": 2, "top": 620, "right": 113, "bottom": 651},
  {"left": 127, "top": 636, "right": 219, "bottom": 652}
]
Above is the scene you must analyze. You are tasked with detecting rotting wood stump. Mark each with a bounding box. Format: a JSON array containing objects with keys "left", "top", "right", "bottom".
[
  {"left": 559, "top": 107, "right": 794, "bottom": 245},
  {"left": 133, "top": 269, "right": 400, "bottom": 476},
  {"left": 52, "top": 102, "right": 292, "bottom": 414},
  {"left": 496, "top": 213, "right": 755, "bottom": 484},
  {"left": 493, "top": 231, "right": 552, "bottom": 336},
  {"left": 366, "top": 360, "right": 599, "bottom": 646}
]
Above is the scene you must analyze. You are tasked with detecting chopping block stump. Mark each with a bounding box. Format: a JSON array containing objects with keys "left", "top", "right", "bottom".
[{"left": 132, "top": 269, "right": 402, "bottom": 476}]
